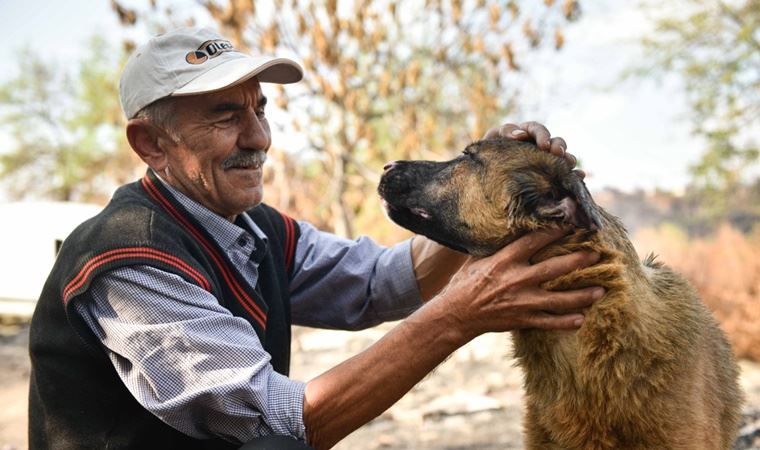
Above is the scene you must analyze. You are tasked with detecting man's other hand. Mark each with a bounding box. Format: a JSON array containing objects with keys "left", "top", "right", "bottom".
[{"left": 483, "top": 121, "right": 585, "bottom": 179}]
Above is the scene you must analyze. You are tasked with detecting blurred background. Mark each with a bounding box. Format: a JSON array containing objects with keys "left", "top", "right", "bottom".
[{"left": 0, "top": 0, "right": 758, "bottom": 449}]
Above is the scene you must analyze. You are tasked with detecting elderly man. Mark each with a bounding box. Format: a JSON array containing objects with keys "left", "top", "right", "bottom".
[{"left": 28, "top": 28, "right": 601, "bottom": 450}]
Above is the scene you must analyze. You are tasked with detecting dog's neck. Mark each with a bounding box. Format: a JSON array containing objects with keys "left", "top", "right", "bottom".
[
  {"left": 513, "top": 206, "right": 684, "bottom": 394},
  {"left": 529, "top": 209, "right": 642, "bottom": 273}
]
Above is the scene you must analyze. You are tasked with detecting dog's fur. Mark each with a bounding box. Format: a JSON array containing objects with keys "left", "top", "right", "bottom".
[{"left": 378, "top": 138, "right": 743, "bottom": 449}]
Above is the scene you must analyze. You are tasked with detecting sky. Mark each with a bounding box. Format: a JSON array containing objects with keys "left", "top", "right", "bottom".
[{"left": 0, "top": 0, "right": 705, "bottom": 194}]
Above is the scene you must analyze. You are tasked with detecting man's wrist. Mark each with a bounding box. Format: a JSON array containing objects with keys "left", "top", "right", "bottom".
[
  {"left": 411, "top": 236, "right": 469, "bottom": 302},
  {"left": 407, "top": 293, "right": 477, "bottom": 348}
]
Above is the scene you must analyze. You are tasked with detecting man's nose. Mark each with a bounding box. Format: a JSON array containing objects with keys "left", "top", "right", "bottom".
[{"left": 239, "top": 112, "right": 271, "bottom": 151}]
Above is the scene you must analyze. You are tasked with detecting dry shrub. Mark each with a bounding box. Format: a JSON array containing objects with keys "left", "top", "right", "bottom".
[{"left": 633, "top": 223, "right": 760, "bottom": 361}]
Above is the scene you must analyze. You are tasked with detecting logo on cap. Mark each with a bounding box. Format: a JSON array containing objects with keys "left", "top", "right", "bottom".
[{"left": 185, "top": 39, "right": 235, "bottom": 65}]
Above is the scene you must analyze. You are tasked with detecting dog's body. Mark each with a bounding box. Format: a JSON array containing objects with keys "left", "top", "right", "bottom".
[{"left": 378, "top": 139, "right": 743, "bottom": 449}]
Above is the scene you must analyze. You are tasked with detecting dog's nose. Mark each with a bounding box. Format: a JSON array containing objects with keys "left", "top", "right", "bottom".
[{"left": 383, "top": 161, "right": 398, "bottom": 174}]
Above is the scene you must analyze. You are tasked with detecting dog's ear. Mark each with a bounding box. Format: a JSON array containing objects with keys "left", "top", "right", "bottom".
[{"left": 536, "top": 175, "right": 603, "bottom": 230}]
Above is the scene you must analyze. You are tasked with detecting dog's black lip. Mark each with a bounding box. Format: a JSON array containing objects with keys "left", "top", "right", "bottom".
[
  {"left": 379, "top": 181, "right": 469, "bottom": 253},
  {"left": 382, "top": 201, "right": 470, "bottom": 254},
  {"left": 381, "top": 198, "right": 432, "bottom": 220},
  {"left": 424, "top": 235, "right": 469, "bottom": 254}
]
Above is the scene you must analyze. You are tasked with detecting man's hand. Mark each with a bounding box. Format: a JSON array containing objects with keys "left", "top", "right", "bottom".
[
  {"left": 436, "top": 226, "right": 603, "bottom": 338},
  {"left": 483, "top": 121, "right": 585, "bottom": 178}
]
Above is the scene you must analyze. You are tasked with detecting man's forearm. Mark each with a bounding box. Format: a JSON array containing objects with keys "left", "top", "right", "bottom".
[
  {"left": 411, "top": 236, "right": 470, "bottom": 301},
  {"left": 302, "top": 298, "right": 472, "bottom": 449}
]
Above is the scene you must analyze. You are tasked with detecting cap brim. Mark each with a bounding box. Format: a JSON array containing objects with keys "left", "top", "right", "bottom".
[{"left": 172, "top": 55, "right": 303, "bottom": 96}]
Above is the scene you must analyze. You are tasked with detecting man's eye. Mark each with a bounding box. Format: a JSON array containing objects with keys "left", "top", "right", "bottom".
[
  {"left": 218, "top": 115, "right": 237, "bottom": 125},
  {"left": 256, "top": 109, "right": 266, "bottom": 119}
]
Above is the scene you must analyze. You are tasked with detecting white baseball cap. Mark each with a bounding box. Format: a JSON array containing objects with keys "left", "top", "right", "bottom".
[{"left": 119, "top": 27, "right": 303, "bottom": 118}]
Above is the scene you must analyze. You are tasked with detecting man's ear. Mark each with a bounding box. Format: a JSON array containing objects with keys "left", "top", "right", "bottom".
[{"left": 126, "top": 119, "right": 171, "bottom": 172}]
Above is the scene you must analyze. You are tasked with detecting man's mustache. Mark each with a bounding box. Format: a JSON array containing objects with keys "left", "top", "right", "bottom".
[{"left": 220, "top": 150, "right": 267, "bottom": 170}]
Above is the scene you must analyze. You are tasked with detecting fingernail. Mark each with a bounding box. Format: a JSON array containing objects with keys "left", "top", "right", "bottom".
[
  {"left": 593, "top": 287, "right": 605, "bottom": 299},
  {"left": 511, "top": 129, "right": 527, "bottom": 137},
  {"left": 573, "top": 316, "right": 584, "bottom": 327}
]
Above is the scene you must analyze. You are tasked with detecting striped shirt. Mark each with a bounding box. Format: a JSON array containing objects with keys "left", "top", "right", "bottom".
[{"left": 75, "top": 175, "right": 422, "bottom": 444}]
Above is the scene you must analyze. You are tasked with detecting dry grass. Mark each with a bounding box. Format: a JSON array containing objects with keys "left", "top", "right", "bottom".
[{"left": 633, "top": 223, "right": 760, "bottom": 362}]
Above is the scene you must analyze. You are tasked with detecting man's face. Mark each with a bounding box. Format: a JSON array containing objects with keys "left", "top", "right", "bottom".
[{"left": 160, "top": 78, "right": 272, "bottom": 220}]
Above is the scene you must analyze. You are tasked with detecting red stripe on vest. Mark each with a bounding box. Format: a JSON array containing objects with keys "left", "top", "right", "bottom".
[
  {"left": 63, "top": 247, "right": 211, "bottom": 304},
  {"left": 140, "top": 176, "right": 267, "bottom": 329},
  {"left": 279, "top": 212, "right": 296, "bottom": 272}
]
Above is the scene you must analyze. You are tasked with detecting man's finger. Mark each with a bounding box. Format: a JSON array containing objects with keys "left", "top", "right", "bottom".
[
  {"left": 572, "top": 168, "right": 586, "bottom": 179},
  {"left": 534, "top": 287, "right": 605, "bottom": 313},
  {"left": 526, "top": 251, "right": 601, "bottom": 284},
  {"left": 564, "top": 152, "right": 577, "bottom": 167},
  {"left": 482, "top": 126, "right": 500, "bottom": 140},
  {"left": 484, "top": 124, "right": 524, "bottom": 140},
  {"left": 499, "top": 227, "right": 573, "bottom": 264},
  {"left": 549, "top": 137, "right": 567, "bottom": 157},
  {"left": 519, "top": 121, "right": 551, "bottom": 150},
  {"left": 522, "top": 312, "right": 586, "bottom": 330},
  {"left": 505, "top": 124, "right": 531, "bottom": 140}
]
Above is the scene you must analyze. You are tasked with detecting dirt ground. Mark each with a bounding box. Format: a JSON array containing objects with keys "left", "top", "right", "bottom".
[{"left": 2, "top": 321, "right": 760, "bottom": 449}]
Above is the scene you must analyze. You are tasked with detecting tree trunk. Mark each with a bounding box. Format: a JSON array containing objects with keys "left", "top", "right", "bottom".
[{"left": 329, "top": 151, "right": 353, "bottom": 238}]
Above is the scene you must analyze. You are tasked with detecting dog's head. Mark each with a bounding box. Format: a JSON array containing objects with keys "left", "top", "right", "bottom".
[{"left": 378, "top": 138, "right": 602, "bottom": 256}]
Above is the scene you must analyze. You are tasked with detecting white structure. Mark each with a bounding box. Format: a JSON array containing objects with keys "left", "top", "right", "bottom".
[{"left": 0, "top": 201, "right": 103, "bottom": 318}]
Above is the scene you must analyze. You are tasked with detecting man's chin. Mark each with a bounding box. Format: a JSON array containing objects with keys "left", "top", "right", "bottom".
[
  {"left": 241, "top": 186, "right": 264, "bottom": 210},
  {"left": 214, "top": 185, "right": 264, "bottom": 219}
]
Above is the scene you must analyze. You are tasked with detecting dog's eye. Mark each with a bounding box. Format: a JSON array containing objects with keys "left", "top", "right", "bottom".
[{"left": 462, "top": 149, "right": 471, "bottom": 156}]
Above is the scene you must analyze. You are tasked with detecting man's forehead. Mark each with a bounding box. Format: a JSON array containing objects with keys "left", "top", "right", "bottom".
[
  {"left": 205, "top": 79, "right": 263, "bottom": 103},
  {"left": 179, "top": 78, "right": 264, "bottom": 108}
]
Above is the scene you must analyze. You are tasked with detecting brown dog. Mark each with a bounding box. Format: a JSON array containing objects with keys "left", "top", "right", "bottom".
[{"left": 378, "top": 138, "right": 743, "bottom": 449}]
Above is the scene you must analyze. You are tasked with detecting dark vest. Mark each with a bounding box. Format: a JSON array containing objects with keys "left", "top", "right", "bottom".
[{"left": 28, "top": 171, "right": 301, "bottom": 449}]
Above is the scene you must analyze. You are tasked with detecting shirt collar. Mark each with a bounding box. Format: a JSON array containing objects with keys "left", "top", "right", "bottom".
[{"left": 151, "top": 170, "right": 269, "bottom": 251}]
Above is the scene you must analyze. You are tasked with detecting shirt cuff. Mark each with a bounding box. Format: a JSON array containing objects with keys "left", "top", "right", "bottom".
[
  {"left": 372, "top": 238, "right": 423, "bottom": 321},
  {"left": 265, "top": 371, "right": 307, "bottom": 440}
]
